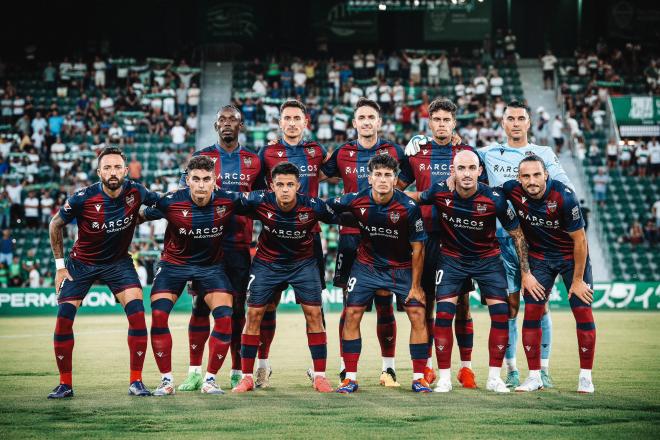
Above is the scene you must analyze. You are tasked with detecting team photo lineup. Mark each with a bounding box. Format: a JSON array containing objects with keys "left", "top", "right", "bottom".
[
  {"left": 47, "top": 95, "right": 596, "bottom": 397},
  {"left": 2, "top": 1, "right": 659, "bottom": 438}
]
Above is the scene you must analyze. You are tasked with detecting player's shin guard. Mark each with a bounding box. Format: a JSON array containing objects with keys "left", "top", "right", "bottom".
[
  {"left": 433, "top": 301, "right": 456, "bottom": 369},
  {"left": 54, "top": 303, "right": 77, "bottom": 386},
  {"left": 521, "top": 301, "right": 545, "bottom": 370},
  {"left": 258, "top": 310, "right": 276, "bottom": 359},
  {"left": 231, "top": 306, "right": 246, "bottom": 371},
  {"left": 570, "top": 297, "right": 596, "bottom": 369},
  {"left": 307, "top": 332, "right": 327, "bottom": 374},
  {"left": 150, "top": 298, "right": 175, "bottom": 374},
  {"left": 455, "top": 317, "right": 474, "bottom": 363},
  {"left": 341, "top": 338, "right": 362, "bottom": 378},
  {"left": 240, "top": 334, "right": 260, "bottom": 375},
  {"left": 410, "top": 343, "right": 428, "bottom": 379},
  {"left": 124, "top": 299, "right": 148, "bottom": 383},
  {"left": 487, "top": 302, "right": 509, "bottom": 367},
  {"left": 374, "top": 295, "right": 396, "bottom": 358},
  {"left": 540, "top": 312, "right": 552, "bottom": 364}
]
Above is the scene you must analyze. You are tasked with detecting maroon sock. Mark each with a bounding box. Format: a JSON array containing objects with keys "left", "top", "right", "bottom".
[
  {"left": 521, "top": 302, "right": 545, "bottom": 370},
  {"left": 571, "top": 302, "right": 596, "bottom": 369},
  {"left": 124, "top": 299, "right": 147, "bottom": 382},
  {"left": 240, "top": 334, "right": 260, "bottom": 375},
  {"left": 54, "top": 303, "right": 77, "bottom": 386},
  {"left": 188, "top": 314, "right": 210, "bottom": 367},
  {"left": 150, "top": 298, "right": 174, "bottom": 374},
  {"left": 307, "top": 332, "right": 327, "bottom": 373},
  {"left": 207, "top": 306, "right": 232, "bottom": 374},
  {"left": 374, "top": 296, "right": 396, "bottom": 358},
  {"left": 434, "top": 301, "right": 456, "bottom": 369},
  {"left": 258, "top": 310, "right": 276, "bottom": 359},
  {"left": 487, "top": 303, "right": 509, "bottom": 367}
]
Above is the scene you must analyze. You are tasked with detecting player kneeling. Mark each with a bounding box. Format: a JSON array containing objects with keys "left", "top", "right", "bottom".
[
  {"left": 327, "top": 154, "right": 430, "bottom": 394},
  {"left": 232, "top": 163, "right": 339, "bottom": 393},
  {"left": 409, "top": 150, "right": 544, "bottom": 393},
  {"left": 501, "top": 156, "right": 596, "bottom": 393},
  {"left": 141, "top": 155, "right": 245, "bottom": 396}
]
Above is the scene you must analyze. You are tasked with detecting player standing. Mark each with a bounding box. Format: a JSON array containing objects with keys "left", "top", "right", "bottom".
[
  {"left": 405, "top": 98, "right": 486, "bottom": 388},
  {"left": 232, "top": 162, "right": 338, "bottom": 393},
  {"left": 500, "top": 156, "right": 596, "bottom": 393},
  {"left": 327, "top": 154, "right": 430, "bottom": 394},
  {"left": 408, "top": 150, "right": 544, "bottom": 392},
  {"left": 48, "top": 147, "right": 159, "bottom": 398},
  {"left": 142, "top": 155, "right": 245, "bottom": 395},
  {"left": 176, "top": 105, "right": 264, "bottom": 391},
  {"left": 320, "top": 97, "right": 414, "bottom": 386},
  {"left": 254, "top": 99, "right": 328, "bottom": 387}
]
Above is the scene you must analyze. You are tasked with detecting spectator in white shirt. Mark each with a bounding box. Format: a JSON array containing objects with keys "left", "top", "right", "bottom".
[
  {"left": 252, "top": 74, "right": 268, "bottom": 97},
  {"left": 648, "top": 137, "right": 660, "bottom": 178},
  {"left": 108, "top": 121, "right": 123, "bottom": 143},
  {"left": 99, "top": 93, "right": 114, "bottom": 114},
  {"left": 489, "top": 70, "right": 504, "bottom": 96},
  {"left": 186, "top": 111, "right": 198, "bottom": 133},
  {"left": 170, "top": 121, "right": 187, "bottom": 145},
  {"left": 551, "top": 115, "right": 565, "bottom": 153},
  {"left": 93, "top": 56, "right": 107, "bottom": 88},
  {"left": 541, "top": 49, "right": 558, "bottom": 89},
  {"left": 606, "top": 138, "right": 619, "bottom": 169},
  {"left": 636, "top": 143, "right": 650, "bottom": 177},
  {"left": 426, "top": 55, "right": 440, "bottom": 86},
  {"left": 187, "top": 83, "right": 201, "bottom": 113},
  {"left": 23, "top": 191, "right": 40, "bottom": 228},
  {"left": 40, "top": 190, "right": 54, "bottom": 227}
]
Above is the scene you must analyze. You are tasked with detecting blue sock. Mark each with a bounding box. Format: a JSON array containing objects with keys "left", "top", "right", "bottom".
[
  {"left": 505, "top": 318, "right": 518, "bottom": 364},
  {"left": 540, "top": 312, "right": 552, "bottom": 367}
]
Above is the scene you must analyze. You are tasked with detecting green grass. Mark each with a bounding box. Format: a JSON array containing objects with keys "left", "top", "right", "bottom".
[{"left": 0, "top": 311, "right": 658, "bottom": 439}]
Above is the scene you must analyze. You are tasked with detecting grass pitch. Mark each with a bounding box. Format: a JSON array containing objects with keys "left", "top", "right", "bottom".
[{"left": 0, "top": 311, "right": 658, "bottom": 439}]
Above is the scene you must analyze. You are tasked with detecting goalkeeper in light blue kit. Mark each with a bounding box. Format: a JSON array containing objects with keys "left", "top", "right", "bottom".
[{"left": 405, "top": 100, "right": 574, "bottom": 389}]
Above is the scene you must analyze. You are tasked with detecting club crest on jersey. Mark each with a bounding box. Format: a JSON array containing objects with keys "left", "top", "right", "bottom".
[
  {"left": 277, "top": 151, "right": 284, "bottom": 157},
  {"left": 182, "top": 210, "right": 189, "bottom": 217},
  {"left": 525, "top": 151, "right": 535, "bottom": 156},
  {"left": 216, "top": 206, "right": 226, "bottom": 217},
  {"left": 125, "top": 194, "right": 135, "bottom": 207},
  {"left": 94, "top": 204, "right": 101, "bottom": 212},
  {"left": 389, "top": 211, "right": 400, "bottom": 223},
  {"left": 476, "top": 203, "right": 487, "bottom": 214},
  {"left": 377, "top": 149, "right": 389, "bottom": 155},
  {"left": 547, "top": 201, "right": 557, "bottom": 212},
  {"left": 298, "top": 212, "right": 309, "bottom": 222},
  {"left": 243, "top": 157, "right": 252, "bottom": 167},
  {"left": 306, "top": 147, "right": 316, "bottom": 157}
]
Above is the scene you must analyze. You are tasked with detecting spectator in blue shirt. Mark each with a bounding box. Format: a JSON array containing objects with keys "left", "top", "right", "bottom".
[
  {"left": 48, "top": 110, "right": 64, "bottom": 136},
  {"left": 0, "top": 229, "right": 13, "bottom": 267}
]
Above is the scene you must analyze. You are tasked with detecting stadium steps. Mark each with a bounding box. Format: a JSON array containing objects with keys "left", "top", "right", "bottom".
[{"left": 197, "top": 61, "right": 233, "bottom": 149}]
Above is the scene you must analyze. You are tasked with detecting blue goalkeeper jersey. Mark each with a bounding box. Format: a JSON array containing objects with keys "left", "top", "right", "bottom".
[{"left": 478, "top": 142, "right": 574, "bottom": 238}]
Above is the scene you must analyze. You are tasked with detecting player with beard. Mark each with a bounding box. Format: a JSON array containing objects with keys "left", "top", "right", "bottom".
[{"left": 48, "top": 147, "right": 160, "bottom": 398}]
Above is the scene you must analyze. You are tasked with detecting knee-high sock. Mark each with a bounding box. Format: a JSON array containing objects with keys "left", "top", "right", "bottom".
[
  {"left": 307, "top": 332, "right": 327, "bottom": 373},
  {"left": 54, "top": 303, "right": 77, "bottom": 386},
  {"left": 258, "top": 310, "right": 276, "bottom": 359},
  {"left": 455, "top": 317, "right": 474, "bottom": 362},
  {"left": 433, "top": 301, "right": 456, "bottom": 369},
  {"left": 540, "top": 312, "right": 552, "bottom": 362},
  {"left": 521, "top": 301, "right": 545, "bottom": 370},
  {"left": 410, "top": 343, "right": 428, "bottom": 378},
  {"left": 207, "top": 306, "right": 232, "bottom": 375},
  {"left": 374, "top": 295, "right": 396, "bottom": 358},
  {"left": 188, "top": 299, "right": 210, "bottom": 368},
  {"left": 150, "top": 298, "right": 175, "bottom": 374},
  {"left": 570, "top": 296, "right": 596, "bottom": 369},
  {"left": 488, "top": 302, "right": 510, "bottom": 367},
  {"left": 240, "top": 334, "right": 260, "bottom": 375},
  {"left": 341, "top": 338, "right": 362, "bottom": 374},
  {"left": 505, "top": 317, "right": 518, "bottom": 360},
  {"left": 231, "top": 303, "right": 246, "bottom": 371},
  {"left": 124, "top": 299, "right": 148, "bottom": 383}
]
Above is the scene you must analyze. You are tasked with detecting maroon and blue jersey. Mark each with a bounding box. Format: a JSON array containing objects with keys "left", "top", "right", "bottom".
[
  {"left": 407, "top": 141, "right": 487, "bottom": 232},
  {"left": 180, "top": 144, "right": 264, "bottom": 251},
  {"left": 500, "top": 179, "right": 584, "bottom": 261},
  {"left": 241, "top": 191, "right": 338, "bottom": 264},
  {"left": 259, "top": 139, "right": 326, "bottom": 197},
  {"left": 327, "top": 188, "right": 426, "bottom": 270},
  {"left": 144, "top": 188, "right": 243, "bottom": 266},
  {"left": 59, "top": 180, "right": 159, "bottom": 265},
  {"left": 320, "top": 138, "right": 413, "bottom": 234},
  {"left": 418, "top": 182, "right": 518, "bottom": 260}
]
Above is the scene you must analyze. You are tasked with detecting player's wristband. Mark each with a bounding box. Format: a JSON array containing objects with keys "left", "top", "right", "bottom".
[{"left": 55, "top": 258, "right": 65, "bottom": 270}]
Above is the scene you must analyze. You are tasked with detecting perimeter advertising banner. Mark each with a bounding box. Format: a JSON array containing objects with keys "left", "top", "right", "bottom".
[{"left": 1, "top": 281, "right": 658, "bottom": 316}]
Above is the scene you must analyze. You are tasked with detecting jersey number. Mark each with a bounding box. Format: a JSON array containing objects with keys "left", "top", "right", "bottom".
[
  {"left": 337, "top": 253, "right": 343, "bottom": 270},
  {"left": 347, "top": 277, "right": 357, "bottom": 292},
  {"left": 435, "top": 270, "right": 444, "bottom": 286},
  {"left": 247, "top": 274, "right": 256, "bottom": 291}
]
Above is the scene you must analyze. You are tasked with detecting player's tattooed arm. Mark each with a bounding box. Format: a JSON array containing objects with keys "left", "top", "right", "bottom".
[
  {"left": 49, "top": 213, "right": 66, "bottom": 259},
  {"left": 509, "top": 226, "right": 545, "bottom": 300},
  {"left": 49, "top": 213, "right": 73, "bottom": 294}
]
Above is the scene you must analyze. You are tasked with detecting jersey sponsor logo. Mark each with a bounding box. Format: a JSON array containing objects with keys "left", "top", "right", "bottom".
[
  {"left": 441, "top": 212, "right": 485, "bottom": 230},
  {"left": 572, "top": 206, "right": 580, "bottom": 220},
  {"left": 182, "top": 209, "right": 189, "bottom": 217},
  {"left": 389, "top": 211, "right": 400, "bottom": 223},
  {"left": 415, "top": 218, "right": 423, "bottom": 232},
  {"left": 177, "top": 225, "right": 225, "bottom": 237},
  {"left": 492, "top": 164, "right": 519, "bottom": 174},
  {"left": 262, "top": 224, "right": 306, "bottom": 238},
  {"left": 476, "top": 203, "right": 487, "bottom": 214},
  {"left": 418, "top": 163, "right": 450, "bottom": 172},
  {"left": 94, "top": 204, "right": 101, "bottom": 212},
  {"left": 517, "top": 210, "right": 560, "bottom": 228},
  {"left": 221, "top": 171, "right": 253, "bottom": 182},
  {"left": 547, "top": 201, "right": 557, "bottom": 212},
  {"left": 125, "top": 194, "right": 135, "bottom": 207},
  {"left": 299, "top": 212, "right": 309, "bottom": 222},
  {"left": 344, "top": 165, "right": 370, "bottom": 175},
  {"left": 357, "top": 220, "right": 400, "bottom": 237},
  {"left": 90, "top": 214, "right": 135, "bottom": 232}
]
